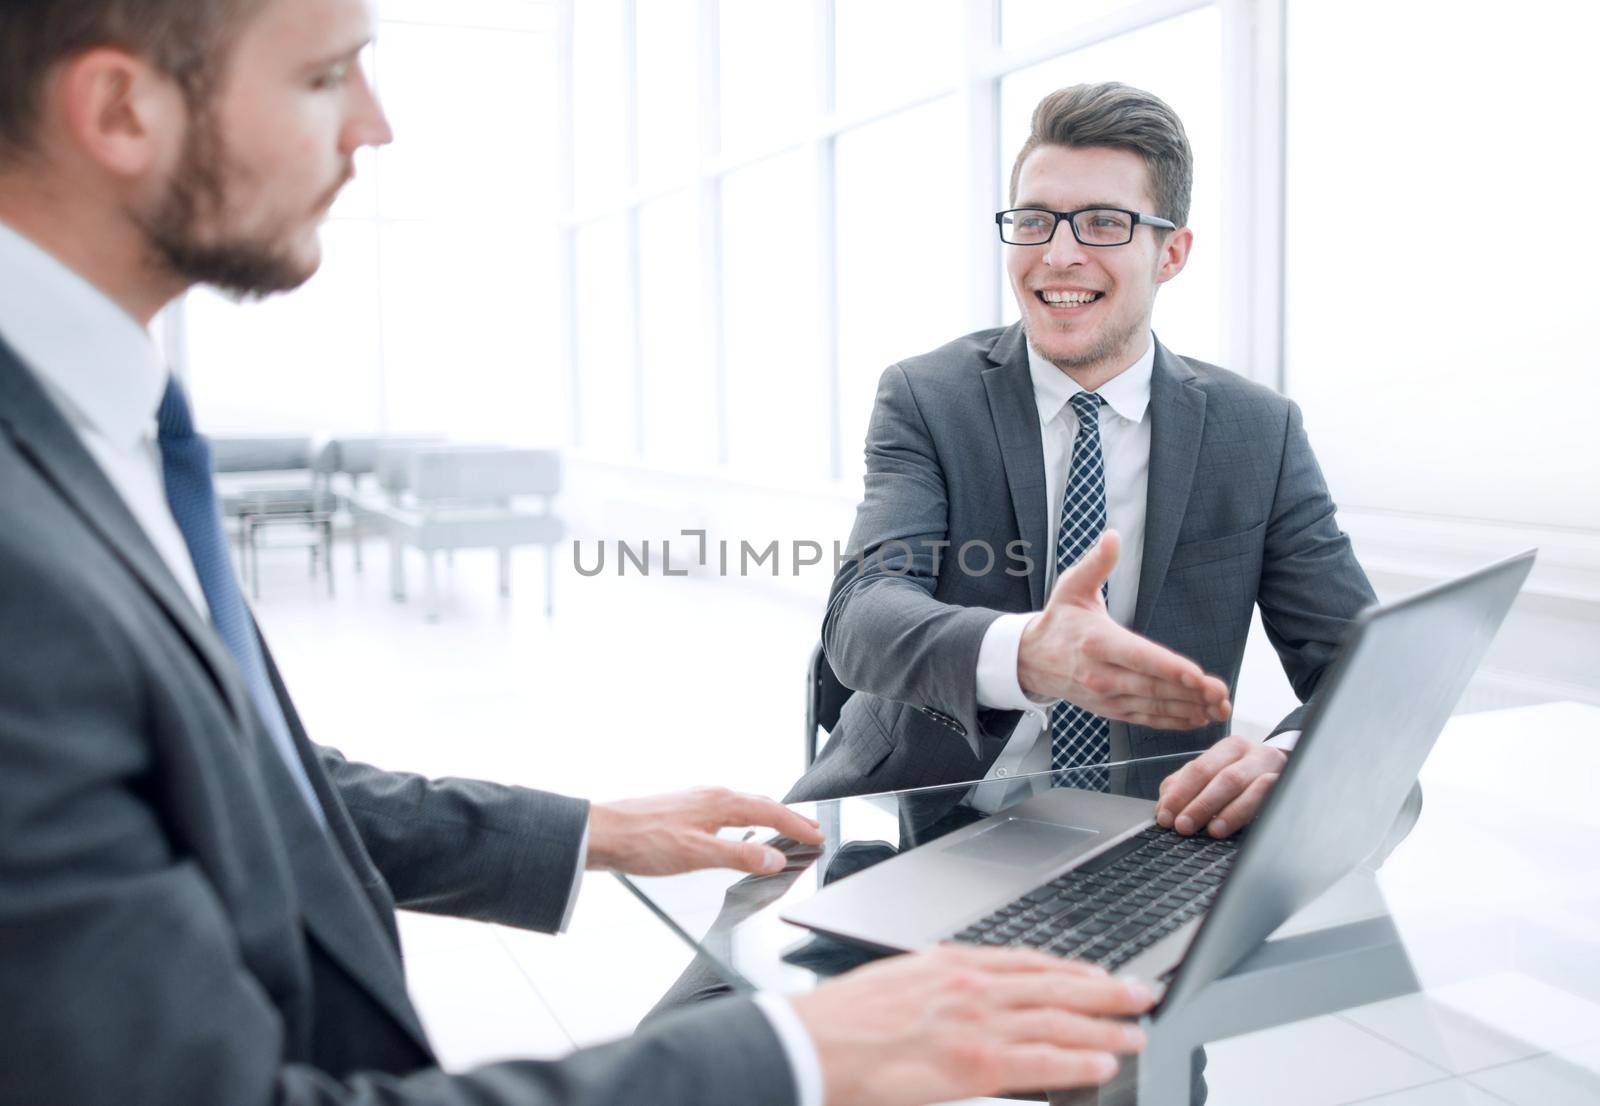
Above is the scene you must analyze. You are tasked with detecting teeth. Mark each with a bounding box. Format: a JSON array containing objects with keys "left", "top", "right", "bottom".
[{"left": 1041, "top": 290, "right": 1100, "bottom": 305}]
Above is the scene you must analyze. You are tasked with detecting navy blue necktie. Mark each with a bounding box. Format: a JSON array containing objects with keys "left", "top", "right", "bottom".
[
  {"left": 156, "top": 377, "right": 326, "bottom": 824},
  {"left": 1049, "top": 392, "right": 1112, "bottom": 791}
]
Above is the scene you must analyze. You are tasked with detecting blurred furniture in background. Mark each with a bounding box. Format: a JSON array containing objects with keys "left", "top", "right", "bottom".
[
  {"left": 352, "top": 445, "right": 564, "bottom": 621},
  {"left": 210, "top": 436, "right": 335, "bottom": 599},
  {"left": 313, "top": 435, "right": 444, "bottom": 572}
]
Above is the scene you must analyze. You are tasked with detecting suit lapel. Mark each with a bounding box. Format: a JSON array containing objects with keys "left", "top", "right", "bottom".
[
  {"left": 0, "top": 339, "right": 254, "bottom": 729},
  {"left": 252, "top": 633, "right": 429, "bottom": 1049},
  {"left": 1132, "top": 340, "right": 1207, "bottom": 634},
  {"left": 981, "top": 324, "right": 1050, "bottom": 609},
  {"left": 0, "top": 337, "right": 432, "bottom": 1055},
  {"left": 248, "top": 718, "right": 430, "bottom": 1052},
  {"left": 258, "top": 637, "right": 404, "bottom": 934}
]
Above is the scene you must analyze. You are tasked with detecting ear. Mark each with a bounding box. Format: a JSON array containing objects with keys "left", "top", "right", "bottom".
[
  {"left": 55, "top": 48, "right": 185, "bottom": 178},
  {"left": 1154, "top": 225, "right": 1193, "bottom": 285}
]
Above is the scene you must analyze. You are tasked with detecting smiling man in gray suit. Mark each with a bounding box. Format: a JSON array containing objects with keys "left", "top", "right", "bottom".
[
  {"left": 0, "top": 4, "right": 1158, "bottom": 1105},
  {"left": 789, "top": 83, "right": 1375, "bottom": 839}
]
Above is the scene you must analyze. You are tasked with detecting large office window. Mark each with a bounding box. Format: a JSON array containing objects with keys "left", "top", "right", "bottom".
[
  {"left": 639, "top": 191, "right": 716, "bottom": 466},
  {"left": 835, "top": 97, "right": 965, "bottom": 484},
  {"left": 182, "top": 1, "right": 563, "bottom": 445},
  {"left": 834, "top": 0, "right": 960, "bottom": 114},
  {"left": 564, "top": 0, "right": 1242, "bottom": 491},
  {"left": 718, "top": 1, "right": 815, "bottom": 160},
  {"left": 1000, "top": 0, "right": 1151, "bottom": 49},
  {"left": 721, "top": 150, "right": 829, "bottom": 481},
  {"left": 1283, "top": 0, "right": 1600, "bottom": 531}
]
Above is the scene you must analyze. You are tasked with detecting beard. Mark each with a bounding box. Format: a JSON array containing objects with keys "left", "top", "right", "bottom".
[
  {"left": 1024, "top": 304, "right": 1146, "bottom": 374},
  {"left": 136, "top": 113, "right": 324, "bottom": 301}
]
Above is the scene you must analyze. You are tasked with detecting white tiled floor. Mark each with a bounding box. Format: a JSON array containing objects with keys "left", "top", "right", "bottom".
[
  {"left": 261, "top": 539, "right": 823, "bottom": 805},
  {"left": 1466, "top": 1037, "right": 1600, "bottom": 1105},
  {"left": 256, "top": 538, "right": 1595, "bottom": 1102},
  {"left": 1342, "top": 975, "right": 1600, "bottom": 1075},
  {"left": 1345, "top": 1081, "right": 1510, "bottom": 1105},
  {"left": 1204, "top": 1014, "right": 1450, "bottom": 1106},
  {"left": 1200, "top": 977, "right": 1600, "bottom": 1106}
]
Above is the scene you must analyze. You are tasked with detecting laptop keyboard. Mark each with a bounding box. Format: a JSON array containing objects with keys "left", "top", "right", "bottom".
[{"left": 950, "top": 825, "right": 1241, "bottom": 970}]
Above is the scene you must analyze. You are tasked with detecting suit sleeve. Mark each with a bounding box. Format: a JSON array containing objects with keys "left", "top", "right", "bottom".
[
  {"left": 823, "top": 363, "right": 1006, "bottom": 738},
  {"left": 316, "top": 746, "right": 589, "bottom": 934},
  {"left": 0, "top": 551, "right": 796, "bottom": 1106},
  {"left": 1257, "top": 399, "right": 1378, "bottom": 736}
]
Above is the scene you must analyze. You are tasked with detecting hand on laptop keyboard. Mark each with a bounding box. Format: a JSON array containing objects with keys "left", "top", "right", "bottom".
[
  {"left": 1156, "top": 734, "right": 1287, "bottom": 838},
  {"left": 790, "top": 945, "right": 1154, "bottom": 1106}
]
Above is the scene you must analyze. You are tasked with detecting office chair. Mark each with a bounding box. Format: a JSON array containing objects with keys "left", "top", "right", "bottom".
[{"left": 804, "top": 641, "right": 853, "bottom": 769}]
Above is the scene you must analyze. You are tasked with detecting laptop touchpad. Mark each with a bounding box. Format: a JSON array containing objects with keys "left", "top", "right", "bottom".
[{"left": 944, "top": 818, "right": 1099, "bottom": 869}]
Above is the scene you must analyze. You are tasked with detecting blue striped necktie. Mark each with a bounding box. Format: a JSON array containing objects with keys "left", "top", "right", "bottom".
[
  {"left": 156, "top": 377, "right": 326, "bottom": 825},
  {"left": 1049, "top": 391, "right": 1112, "bottom": 791}
]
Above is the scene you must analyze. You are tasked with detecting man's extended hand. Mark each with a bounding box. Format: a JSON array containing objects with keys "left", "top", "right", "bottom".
[
  {"left": 587, "top": 787, "right": 823, "bottom": 876},
  {"left": 1157, "top": 735, "right": 1287, "bottom": 838},
  {"left": 792, "top": 945, "right": 1154, "bottom": 1106},
  {"left": 1017, "top": 530, "right": 1232, "bottom": 730}
]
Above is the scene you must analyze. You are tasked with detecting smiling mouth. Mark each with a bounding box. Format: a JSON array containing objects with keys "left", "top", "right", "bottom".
[{"left": 1036, "top": 290, "right": 1104, "bottom": 307}]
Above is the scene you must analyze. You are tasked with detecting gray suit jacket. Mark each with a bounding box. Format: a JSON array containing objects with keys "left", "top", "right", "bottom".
[
  {"left": 788, "top": 324, "right": 1375, "bottom": 803},
  {"left": 0, "top": 338, "right": 793, "bottom": 1106}
]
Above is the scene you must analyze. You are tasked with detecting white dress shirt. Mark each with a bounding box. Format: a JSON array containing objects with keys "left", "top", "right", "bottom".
[
  {"left": 971, "top": 335, "right": 1295, "bottom": 810},
  {"left": 0, "top": 219, "right": 824, "bottom": 1106}
]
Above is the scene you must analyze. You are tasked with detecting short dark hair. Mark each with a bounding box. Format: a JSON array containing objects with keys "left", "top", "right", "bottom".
[
  {"left": 0, "top": 0, "right": 264, "bottom": 166},
  {"left": 1009, "top": 81, "right": 1193, "bottom": 228}
]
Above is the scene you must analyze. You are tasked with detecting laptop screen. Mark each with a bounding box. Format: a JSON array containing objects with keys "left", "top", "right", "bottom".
[{"left": 1158, "top": 550, "right": 1534, "bottom": 1012}]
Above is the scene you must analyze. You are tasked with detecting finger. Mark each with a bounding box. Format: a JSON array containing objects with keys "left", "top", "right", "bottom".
[
  {"left": 1156, "top": 765, "right": 1204, "bottom": 826},
  {"left": 1206, "top": 771, "right": 1279, "bottom": 838},
  {"left": 722, "top": 793, "right": 825, "bottom": 845},
  {"left": 1204, "top": 688, "right": 1235, "bottom": 723},
  {"left": 697, "top": 833, "right": 787, "bottom": 875},
  {"left": 1082, "top": 666, "right": 1205, "bottom": 705},
  {"left": 990, "top": 973, "right": 1157, "bottom": 1017},
  {"left": 1155, "top": 740, "right": 1247, "bottom": 829},
  {"left": 995, "top": 1008, "right": 1147, "bottom": 1057},
  {"left": 993, "top": 1045, "right": 1121, "bottom": 1092},
  {"left": 1050, "top": 529, "right": 1121, "bottom": 608},
  {"left": 1172, "top": 751, "right": 1266, "bottom": 836},
  {"left": 1096, "top": 711, "right": 1207, "bottom": 736},
  {"left": 1094, "top": 626, "right": 1213, "bottom": 695},
  {"left": 1098, "top": 696, "right": 1213, "bottom": 731},
  {"left": 935, "top": 946, "right": 1109, "bottom": 977}
]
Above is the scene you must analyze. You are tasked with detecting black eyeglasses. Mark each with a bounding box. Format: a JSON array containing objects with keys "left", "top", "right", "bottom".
[{"left": 995, "top": 207, "right": 1176, "bottom": 247}]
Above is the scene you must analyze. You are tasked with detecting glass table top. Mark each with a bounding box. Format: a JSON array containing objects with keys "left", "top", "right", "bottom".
[
  {"left": 622, "top": 751, "right": 1212, "bottom": 993},
  {"left": 619, "top": 703, "right": 1600, "bottom": 1103}
]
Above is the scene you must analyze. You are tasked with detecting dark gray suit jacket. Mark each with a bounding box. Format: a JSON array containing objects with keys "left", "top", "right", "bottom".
[
  {"left": 0, "top": 339, "right": 793, "bottom": 1106},
  {"left": 788, "top": 324, "right": 1375, "bottom": 803}
]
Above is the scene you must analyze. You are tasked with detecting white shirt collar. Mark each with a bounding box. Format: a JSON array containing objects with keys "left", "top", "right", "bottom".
[
  {"left": 0, "top": 219, "right": 168, "bottom": 448},
  {"left": 1026, "top": 331, "right": 1155, "bottom": 429}
]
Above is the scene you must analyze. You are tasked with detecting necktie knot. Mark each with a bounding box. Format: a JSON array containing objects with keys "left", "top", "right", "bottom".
[
  {"left": 157, "top": 376, "right": 197, "bottom": 441},
  {"left": 1069, "top": 391, "right": 1103, "bottom": 429}
]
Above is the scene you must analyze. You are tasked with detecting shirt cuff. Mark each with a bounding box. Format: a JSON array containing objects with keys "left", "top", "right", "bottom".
[
  {"left": 556, "top": 818, "right": 589, "bottom": 933},
  {"left": 976, "top": 611, "right": 1049, "bottom": 712},
  {"left": 751, "top": 992, "right": 824, "bottom": 1106},
  {"left": 1265, "top": 730, "right": 1301, "bottom": 752}
]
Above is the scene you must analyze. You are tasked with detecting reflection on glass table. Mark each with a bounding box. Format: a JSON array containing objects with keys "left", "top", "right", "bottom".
[{"left": 621, "top": 704, "right": 1600, "bottom": 1105}]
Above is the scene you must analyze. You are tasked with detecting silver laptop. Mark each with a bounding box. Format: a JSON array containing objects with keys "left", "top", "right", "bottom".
[{"left": 782, "top": 550, "right": 1535, "bottom": 1007}]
